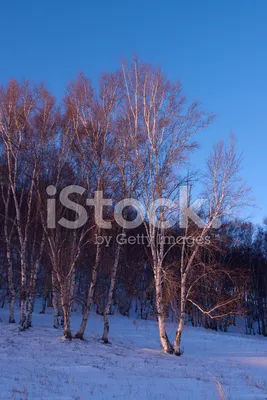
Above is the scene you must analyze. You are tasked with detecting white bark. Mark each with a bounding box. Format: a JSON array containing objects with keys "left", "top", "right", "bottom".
[
  {"left": 60, "top": 284, "right": 72, "bottom": 339},
  {"left": 19, "top": 257, "right": 27, "bottom": 330},
  {"left": 52, "top": 270, "right": 59, "bottom": 329},
  {"left": 75, "top": 241, "right": 101, "bottom": 339},
  {"left": 174, "top": 273, "right": 186, "bottom": 355},
  {"left": 1, "top": 182, "right": 16, "bottom": 323},
  {"left": 155, "top": 265, "right": 173, "bottom": 353}
]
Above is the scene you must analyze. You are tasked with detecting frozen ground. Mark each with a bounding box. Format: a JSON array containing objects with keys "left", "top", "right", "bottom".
[{"left": 0, "top": 307, "right": 267, "bottom": 400}]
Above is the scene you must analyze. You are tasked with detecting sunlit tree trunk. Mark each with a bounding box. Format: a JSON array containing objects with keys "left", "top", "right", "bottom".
[
  {"left": 155, "top": 264, "right": 174, "bottom": 353},
  {"left": 60, "top": 283, "right": 72, "bottom": 339},
  {"left": 75, "top": 240, "right": 101, "bottom": 339},
  {"left": 174, "top": 273, "right": 186, "bottom": 355}
]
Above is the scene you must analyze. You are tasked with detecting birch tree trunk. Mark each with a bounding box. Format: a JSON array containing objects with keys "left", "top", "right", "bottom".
[
  {"left": 69, "top": 270, "right": 76, "bottom": 312},
  {"left": 27, "top": 230, "right": 45, "bottom": 327},
  {"left": 62, "top": 306, "right": 72, "bottom": 339},
  {"left": 60, "top": 286, "right": 72, "bottom": 339},
  {"left": 26, "top": 260, "right": 41, "bottom": 328},
  {"left": 2, "top": 183, "right": 16, "bottom": 323},
  {"left": 26, "top": 272, "right": 37, "bottom": 328},
  {"left": 19, "top": 254, "right": 27, "bottom": 330},
  {"left": 74, "top": 241, "right": 101, "bottom": 339},
  {"left": 155, "top": 265, "right": 174, "bottom": 354},
  {"left": 6, "top": 245, "right": 16, "bottom": 323},
  {"left": 102, "top": 241, "right": 122, "bottom": 343},
  {"left": 173, "top": 273, "right": 187, "bottom": 355},
  {"left": 52, "top": 270, "right": 59, "bottom": 329}
]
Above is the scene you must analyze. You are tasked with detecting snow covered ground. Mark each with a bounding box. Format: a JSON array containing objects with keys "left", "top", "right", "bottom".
[{"left": 0, "top": 307, "right": 267, "bottom": 400}]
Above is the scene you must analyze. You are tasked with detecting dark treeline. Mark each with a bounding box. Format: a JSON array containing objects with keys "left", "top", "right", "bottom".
[{"left": 0, "top": 57, "right": 264, "bottom": 355}]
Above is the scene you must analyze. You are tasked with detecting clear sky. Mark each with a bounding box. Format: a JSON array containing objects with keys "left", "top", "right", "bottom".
[{"left": 1, "top": 0, "right": 266, "bottom": 224}]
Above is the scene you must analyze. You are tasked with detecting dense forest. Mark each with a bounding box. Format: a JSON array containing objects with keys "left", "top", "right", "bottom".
[{"left": 0, "top": 58, "right": 266, "bottom": 356}]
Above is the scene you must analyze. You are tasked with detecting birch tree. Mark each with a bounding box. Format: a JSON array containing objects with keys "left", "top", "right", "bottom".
[
  {"left": 64, "top": 72, "right": 122, "bottom": 339},
  {"left": 0, "top": 80, "right": 51, "bottom": 329},
  {"left": 173, "top": 138, "right": 251, "bottom": 355},
  {"left": 0, "top": 161, "right": 16, "bottom": 322},
  {"left": 101, "top": 113, "right": 140, "bottom": 343},
  {"left": 122, "top": 57, "right": 212, "bottom": 353},
  {"left": 37, "top": 121, "right": 93, "bottom": 338}
]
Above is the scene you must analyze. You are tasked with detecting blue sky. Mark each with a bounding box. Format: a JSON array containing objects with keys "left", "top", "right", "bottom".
[{"left": 1, "top": 0, "right": 266, "bottom": 223}]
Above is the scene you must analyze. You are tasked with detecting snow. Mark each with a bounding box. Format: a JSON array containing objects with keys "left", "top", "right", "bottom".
[{"left": 0, "top": 307, "right": 267, "bottom": 399}]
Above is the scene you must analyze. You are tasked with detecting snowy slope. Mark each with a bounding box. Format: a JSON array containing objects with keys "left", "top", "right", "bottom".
[{"left": 0, "top": 308, "right": 267, "bottom": 399}]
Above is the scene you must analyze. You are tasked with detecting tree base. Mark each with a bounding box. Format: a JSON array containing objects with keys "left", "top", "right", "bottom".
[
  {"left": 74, "top": 332, "right": 84, "bottom": 340},
  {"left": 101, "top": 337, "right": 111, "bottom": 344},
  {"left": 163, "top": 346, "right": 174, "bottom": 354},
  {"left": 174, "top": 346, "right": 184, "bottom": 356},
  {"left": 19, "top": 325, "right": 27, "bottom": 332},
  {"left": 63, "top": 332, "right": 72, "bottom": 340}
]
